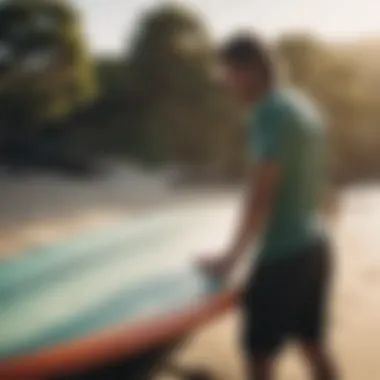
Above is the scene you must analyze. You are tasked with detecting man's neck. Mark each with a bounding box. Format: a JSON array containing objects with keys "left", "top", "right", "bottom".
[
  {"left": 246, "top": 81, "right": 273, "bottom": 107},
  {"left": 246, "top": 85, "right": 273, "bottom": 107}
]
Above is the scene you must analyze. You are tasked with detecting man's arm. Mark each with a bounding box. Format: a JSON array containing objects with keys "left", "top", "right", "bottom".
[
  {"left": 199, "top": 105, "right": 286, "bottom": 276},
  {"left": 321, "top": 186, "right": 339, "bottom": 226},
  {"left": 223, "top": 103, "right": 287, "bottom": 268},
  {"left": 223, "top": 162, "right": 282, "bottom": 267}
]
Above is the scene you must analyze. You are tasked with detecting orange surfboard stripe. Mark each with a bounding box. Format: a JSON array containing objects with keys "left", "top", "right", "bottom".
[{"left": 0, "top": 290, "right": 242, "bottom": 380}]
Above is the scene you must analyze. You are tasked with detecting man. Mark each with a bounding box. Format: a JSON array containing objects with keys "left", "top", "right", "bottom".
[{"left": 199, "top": 34, "right": 337, "bottom": 380}]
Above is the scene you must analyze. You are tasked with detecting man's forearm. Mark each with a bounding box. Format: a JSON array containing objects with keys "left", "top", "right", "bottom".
[
  {"left": 225, "top": 163, "right": 281, "bottom": 264},
  {"left": 226, "top": 189, "right": 268, "bottom": 262},
  {"left": 321, "top": 188, "right": 339, "bottom": 226}
]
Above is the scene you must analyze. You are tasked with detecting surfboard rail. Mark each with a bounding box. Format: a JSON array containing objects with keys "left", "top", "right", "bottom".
[{"left": 0, "top": 289, "right": 242, "bottom": 380}]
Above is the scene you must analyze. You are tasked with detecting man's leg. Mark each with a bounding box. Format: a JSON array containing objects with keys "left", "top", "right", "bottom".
[
  {"left": 300, "top": 342, "right": 337, "bottom": 380},
  {"left": 246, "top": 353, "right": 275, "bottom": 380},
  {"left": 295, "top": 239, "right": 337, "bottom": 380},
  {"left": 243, "top": 260, "right": 289, "bottom": 380}
]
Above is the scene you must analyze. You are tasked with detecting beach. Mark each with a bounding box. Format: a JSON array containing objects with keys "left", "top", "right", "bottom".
[
  {"left": 159, "top": 187, "right": 380, "bottom": 380},
  {"left": 1, "top": 169, "right": 379, "bottom": 379}
]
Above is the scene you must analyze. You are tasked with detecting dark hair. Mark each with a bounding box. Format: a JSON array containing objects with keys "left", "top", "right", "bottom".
[{"left": 219, "top": 33, "right": 274, "bottom": 81}]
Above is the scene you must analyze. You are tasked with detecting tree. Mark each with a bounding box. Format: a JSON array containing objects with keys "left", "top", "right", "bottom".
[
  {"left": 0, "top": 0, "right": 97, "bottom": 128},
  {"left": 276, "top": 32, "right": 380, "bottom": 183},
  {"left": 125, "top": 4, "right": 241, "bottom": 173},
  {"left": 276, "top": 33, "right": 326, "bottom": 91}
]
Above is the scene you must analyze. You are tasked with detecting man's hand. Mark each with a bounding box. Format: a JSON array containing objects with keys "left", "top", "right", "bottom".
[
  {"left": 197, "top": 163, "right": 281, "bottom": 279},
  {"left": 197, "top": 253, "right": 236, "bottom": 278}
]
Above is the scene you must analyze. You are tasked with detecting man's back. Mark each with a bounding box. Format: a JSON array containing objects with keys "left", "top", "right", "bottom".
[{"left": 250, "top": 87, "right": 326, "bottom": 262}]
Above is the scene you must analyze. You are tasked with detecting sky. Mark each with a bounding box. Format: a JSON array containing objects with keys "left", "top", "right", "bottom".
[{"left": 75, "top": 0, "right": 380, "bottom": 54}]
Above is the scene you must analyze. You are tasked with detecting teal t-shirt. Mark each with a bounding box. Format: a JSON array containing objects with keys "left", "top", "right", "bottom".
[{"left": 249, "top": 87, "right": 327, "bottom": 263}]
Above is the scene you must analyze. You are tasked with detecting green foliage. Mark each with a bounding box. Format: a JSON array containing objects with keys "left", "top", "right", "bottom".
[
  {"left": 100, "top": 4, "right": 241, "bottom": 172},
  {"left": 94, "top": 9, "right": 380, "bottom": 182},
  {"left": 0, "top": 0, "right": 97, "bottom": 125},
  {"left": 2, "top": 2, "right": 380, "bottom": 183},
  {"left": 277, "top": 33, "right": 380, "bottom": 183}
]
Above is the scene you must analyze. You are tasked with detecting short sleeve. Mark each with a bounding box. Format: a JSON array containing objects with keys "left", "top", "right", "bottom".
[{"left": 248, "top": 107, "right": 288, "bottom": 164}]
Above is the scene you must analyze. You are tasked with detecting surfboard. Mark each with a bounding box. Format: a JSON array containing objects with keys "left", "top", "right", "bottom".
[{"left": 0, "top": 205, "right": 240, "bottom": 379}]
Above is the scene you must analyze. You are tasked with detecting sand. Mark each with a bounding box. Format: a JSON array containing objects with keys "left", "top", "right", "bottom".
[
  {"left": 154, "top": 187, "right": 380, "bottom": 380},
  {"left": 1, "top": 170, "right": 379, "bottom": 379}
]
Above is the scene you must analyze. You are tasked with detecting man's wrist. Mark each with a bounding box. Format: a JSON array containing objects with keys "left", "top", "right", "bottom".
[{"left": 225, "top": 246, "right": 241, "bottom": 264}]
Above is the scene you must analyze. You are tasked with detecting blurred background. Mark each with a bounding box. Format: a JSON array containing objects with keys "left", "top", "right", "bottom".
[{"left": 0, "top": 0, "right": 379, "bottom": 379}]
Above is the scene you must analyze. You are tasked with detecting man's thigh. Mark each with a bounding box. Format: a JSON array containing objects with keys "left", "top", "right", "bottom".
[
  {"left": 291, "top": 240, "right": 332, "bottom": 343},
  {"left": 241, "top": 242, "right": 332, "bottom": 356},
  {"left": 242, "top": 258, "right": 297, "bottom": 356}
]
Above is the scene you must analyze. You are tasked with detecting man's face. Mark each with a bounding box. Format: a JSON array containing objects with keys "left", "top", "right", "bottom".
[{"left": 221, "top": 63, "right": 261, "bottom": 102}]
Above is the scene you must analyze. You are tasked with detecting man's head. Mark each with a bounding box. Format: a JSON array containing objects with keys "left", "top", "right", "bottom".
[{"left": 219, "top": 33, "right": 274, "bottom": 102}]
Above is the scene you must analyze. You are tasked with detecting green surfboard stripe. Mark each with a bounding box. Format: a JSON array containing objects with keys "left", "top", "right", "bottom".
[
  {"left": 0, "top": 268, "right": 223, "bottom": 358},
  {"left": 0, "top": 210, "right": 185, "bottom": 293}
]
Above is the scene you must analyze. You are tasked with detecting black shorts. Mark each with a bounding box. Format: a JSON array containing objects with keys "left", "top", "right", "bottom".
[{"left": 242, "top": 238, "right": 332, "bottom": 356}]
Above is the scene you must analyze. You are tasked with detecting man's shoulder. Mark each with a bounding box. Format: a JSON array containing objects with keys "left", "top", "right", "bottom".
[
  {"left": 252, "top": 89, "right": 294, "bottom": 130},
  {"left": 279, "top": 87, "right": 325, "bottom": 124},
  {"left": 250, "top": 87, "right": 324, "bottom": 128}
]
